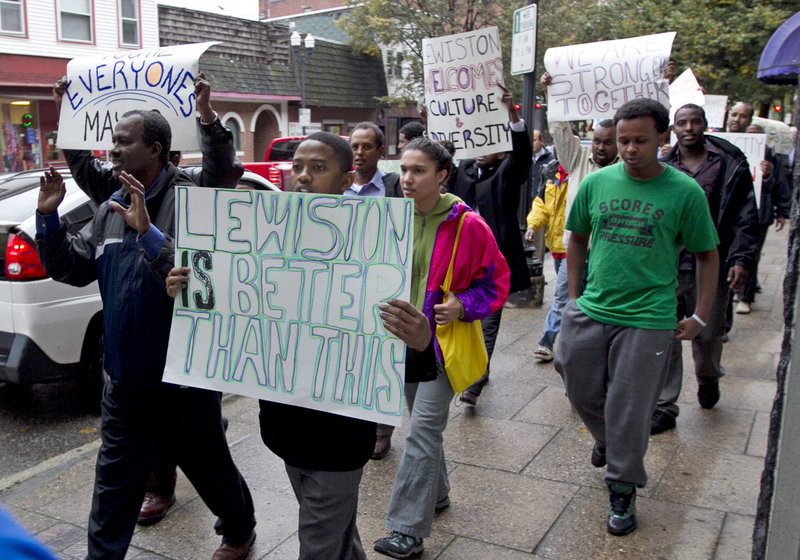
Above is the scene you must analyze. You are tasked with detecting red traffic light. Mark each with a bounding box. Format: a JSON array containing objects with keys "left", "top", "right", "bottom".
[
  {"left": 774, "top": 105, "right": 782, "bottom": 112},
  {"left": 514, "top": 104, "right": 521, "bottom": 111},
  {"left": 535, "top": 103, "right": 542, "bottom": 109}
]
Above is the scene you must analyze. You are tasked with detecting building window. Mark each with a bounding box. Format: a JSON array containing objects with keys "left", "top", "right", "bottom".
[
  {"left": 59, "top": 0, "right": 92, "bottom": 42},
  {"left": 118, "top": 0, "right": 138, "bottom": 47},
  {"left": 225, "top": 118, "right": 241, "bottom": 151},
  {"left": 0, "top": 0, "right": 24, "bottom": 34},
  {"left": 386, "top": 50, "right": 404, "bottom": 79}
]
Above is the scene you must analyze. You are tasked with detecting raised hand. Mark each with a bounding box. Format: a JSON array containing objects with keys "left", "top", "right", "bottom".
[
  {"left": 38, "top": 166, "right": 66, "bottom": 215},
  {"left": 109, "top": 171, "right": 152, "bottom": 235}
]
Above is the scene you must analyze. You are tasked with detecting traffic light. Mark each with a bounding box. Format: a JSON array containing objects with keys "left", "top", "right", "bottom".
[
  {"left": 535, "top": 103, "right": 542, "bottom": 109},
  {"left": 514, "top": 104, "right": 521, "bottom": 111},
  {"left": 774, "top": 105, "right": 782, "bottom": 113}
]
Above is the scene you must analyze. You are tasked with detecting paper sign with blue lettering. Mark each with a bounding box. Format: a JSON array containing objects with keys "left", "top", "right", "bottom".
[
  {"left": 423, "top": 27, "right": 511, "bottom": 159},
  {"left": 163, "top": 187, "right": 414, "bottom": 427},
  {"left": 57, "top": 42, "right": 218, "bottom": 150},
  {"left": 544, "top": 32, "right": 675, "bottom": 122},
  {"left": 709, "top": 132, "right": 765, "bottom": 208}
]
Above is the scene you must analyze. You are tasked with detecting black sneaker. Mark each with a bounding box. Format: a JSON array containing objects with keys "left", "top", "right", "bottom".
[
  {"left": 591, "top": 443, "right": 606, "bottom": 468},
  {"left": 374, "top": 531, "right": 424, "bottom": 558},
  {"left": 650, "top": 409, "right": 677, "bottom": 435},
  {"left": 607, "top": 483, "right": 637, "bottom": 535},
  {"left": 698, "top": 381, "right": 720, "bottom": 409}
]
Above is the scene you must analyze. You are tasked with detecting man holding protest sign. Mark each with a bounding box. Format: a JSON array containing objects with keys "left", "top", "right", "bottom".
[
  {"left": 556, "top": 98, "right": 719, "bottom": 535},
  {"left": 725, "top": 103, "right": 791, "bottom": 315},
  {"left": 448, "top": 83, "right": 531, "bottom": 406},
  {"left": 53, "top": 74, "right": 243, "bottom": 528},
  {"left": 532, "top": 72, "right": 620, "bottom": 363},
  {"left": 651, "top": 104, "right": 759, "bottom": 435},
  {"left": 35, "top": 96, "right": 257, "bottom": 560}
]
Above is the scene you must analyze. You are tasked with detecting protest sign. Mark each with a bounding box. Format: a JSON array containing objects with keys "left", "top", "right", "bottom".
[
  {"left": 710, "top": 132, "right": 765, "bottom": 207},
  {"left": 668, "top": 68, "right": 704, "bottom": 122},
  {"left": 543, "top": 32, "right": 675, "bottom": 122},
  {"left": 703, "top": 95, "right": 728, "bottom": 129},
  {"left": 163, "top": 187, "right": 414, "bottom": 427},
  {"left": 423, "top": 27, "right": 511, "bottom": 159},
  {"left": 58, "top": 42, "right": 218, "bottom": 151},
  {"left": 752, "top": 117, "right": 794, "bottom": 155}
]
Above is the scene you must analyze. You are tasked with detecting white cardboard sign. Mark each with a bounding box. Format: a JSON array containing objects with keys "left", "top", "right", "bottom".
[
  {"left": 163, "top": 187, "right": 415, "bottom": 427},
  {"left": 58, "top": 42, "right": 218, "bottom": 150},
  {"left": 710, "top": 132, "right": 765, "bottom": 207},
  {"left": 423, "top": 27, "right": 512, "bottom": 159},
  {"left": 544, "top": 32, "right": 675, "bottom": 122}
]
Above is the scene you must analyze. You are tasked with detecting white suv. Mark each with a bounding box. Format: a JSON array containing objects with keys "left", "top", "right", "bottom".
[
  {"left": 0, "top": 169, "right": 104, "bottom": 407},
  {"left": 0, "top": 168, "right": 278, "bottom": 410}
]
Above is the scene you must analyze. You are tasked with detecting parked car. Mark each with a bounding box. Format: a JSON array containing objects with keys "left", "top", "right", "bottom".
[
  {"left": 243, "top": 136, "right": 306, "bottom": 190},
  {"left": 0, "top": 167, "right": 277, "bottom": 410}
]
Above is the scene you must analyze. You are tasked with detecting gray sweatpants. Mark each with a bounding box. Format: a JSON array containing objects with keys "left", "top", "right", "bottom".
[
  {"left": 555, "top": 301, "right": 673, "bottom": 488},
  {"left": 386, "top": 371, "right": 453, "bottom": 538}
]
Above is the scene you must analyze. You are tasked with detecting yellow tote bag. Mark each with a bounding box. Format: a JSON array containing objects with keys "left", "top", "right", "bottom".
[{"left": 435, "top": 212, "right": 489, "bottom": 394}]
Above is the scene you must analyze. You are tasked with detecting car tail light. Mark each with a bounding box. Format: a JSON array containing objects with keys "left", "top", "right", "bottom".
[
  {"left": 267, "top": 167, "right": 281, "bottom": 186},
  {"left": 5, "top": 233, "right": 47, "bottom": 280}
]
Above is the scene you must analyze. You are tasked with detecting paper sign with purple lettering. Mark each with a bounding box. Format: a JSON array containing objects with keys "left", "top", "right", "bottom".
[
  {"left": 544, "top": 32, "right": 675, "bottom": 122},
  {"left": 710, "top": 132, "right": 765, "bottom": 207},
  {"left": 163, "top": 187, "right": 414, "bottom": 427},
  {"left": 668, "top": 68, "right": 705, "bottom": 122},
  {"left": 423, "top": 27, "right": 510, "bottom": 159},
  {"left": 57, "top": 42, "right": 219, "bottom": 150}
]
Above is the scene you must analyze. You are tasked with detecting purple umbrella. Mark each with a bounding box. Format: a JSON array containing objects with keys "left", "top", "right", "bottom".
[{"left": 758, "top": 11, "right": 800, "bottom": 85}]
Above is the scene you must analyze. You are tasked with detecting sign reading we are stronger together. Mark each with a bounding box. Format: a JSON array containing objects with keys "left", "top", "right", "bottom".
[
  {"left": 57, "top": 42, "right": 218, "bottom": 151},
  {"left": 163, "top": 188, "right": 414, "bottom": 427}
]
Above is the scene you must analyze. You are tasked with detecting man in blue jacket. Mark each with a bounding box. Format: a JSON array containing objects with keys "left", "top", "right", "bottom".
[{"left": 35, "top": 96, "right": 256, "bottom": 559}]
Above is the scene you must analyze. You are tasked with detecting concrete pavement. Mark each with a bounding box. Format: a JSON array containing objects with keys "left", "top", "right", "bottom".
[{"left": 1, "top": 226, "right": 787, "bottom": 560}]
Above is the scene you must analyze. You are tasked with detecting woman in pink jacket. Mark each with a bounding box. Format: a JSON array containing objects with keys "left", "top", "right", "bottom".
[{"left": 375, "top": 138, "right": 510, "bottom": 558}]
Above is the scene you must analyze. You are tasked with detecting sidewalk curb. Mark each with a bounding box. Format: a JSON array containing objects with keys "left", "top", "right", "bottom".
[{"left": 0, "top": 439, "right": 101, "bottom": 493}]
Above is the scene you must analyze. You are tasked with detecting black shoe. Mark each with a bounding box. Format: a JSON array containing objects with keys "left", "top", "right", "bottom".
[
  {"left": 607, "top": 483, "right": 637, "bottom": 535},
  {"left": 698, "top": 382, "right": 720, "bottom": 409},
  {"left": 591, "top": 444, "right": 606, "bottom": 468},
  {"left": 650, "top": 409, "right": 676, "bottom": 435},
  {"left": 374, "top": 532, "right": 424, "bottom": 558}
]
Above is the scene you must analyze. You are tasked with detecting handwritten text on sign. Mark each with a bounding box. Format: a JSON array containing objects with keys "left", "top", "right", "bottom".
[
  {"left": 710, "top": 133, "right": 765, "bottom": 208},
  {"left": 544, "top": 32, "right": 675, "bottom": 121},
  {"left": 58, "top": 42, "right": 218, "bottom": 151},
  {"left": 163, "top": 188, "right": 414, "bottom": 427},
  {"left": 423, "top": 27, "right": 511, "bottom": 159}
]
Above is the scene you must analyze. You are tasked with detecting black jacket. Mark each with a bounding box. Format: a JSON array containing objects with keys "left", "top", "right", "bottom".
[
  {"left": 664, "top": 135, "right": 759, "bottom": 271},
  {"left": 449, "top": 127, "right": 533, "bottom": 294},
  {"left": 759, "top": 147, "right": 792, "bottom": 226}
]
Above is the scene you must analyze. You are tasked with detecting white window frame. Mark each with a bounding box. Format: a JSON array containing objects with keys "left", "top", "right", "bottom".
[
  {"left": 0, "top": 0, "right": 25, "bottom": 36},
  {"left": 57, "top": 0, "right": 94, "bottom": 44},
  {"left": 118, "top": 0, "right": 139, "bottom": 47}
]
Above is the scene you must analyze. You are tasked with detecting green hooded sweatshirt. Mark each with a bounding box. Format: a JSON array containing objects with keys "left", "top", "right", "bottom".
[{"left": 410, "top": 192, "right": 462, "bottom": 310}]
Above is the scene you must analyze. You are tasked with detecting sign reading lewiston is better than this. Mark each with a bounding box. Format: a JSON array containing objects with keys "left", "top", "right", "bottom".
[
  {"left": 543, "top": 32, "right": 675, "bottom": 122},
  {"left": 423, "top": 27, "right": 512, "bottom": 160},
  {"left": 163, "top": 187, "right": 414, "bottom": 427},
  {"left": 57, "top": 42, "right": 218, "bottom": 151}
]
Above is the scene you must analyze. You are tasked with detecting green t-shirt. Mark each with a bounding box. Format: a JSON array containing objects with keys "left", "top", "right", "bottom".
[{"left": 566, "top": 163, "right": 719, "bottom": 329}]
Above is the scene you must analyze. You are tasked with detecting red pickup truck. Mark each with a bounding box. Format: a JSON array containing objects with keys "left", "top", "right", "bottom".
[{"left": 243, "top": 136, "right": 306, "bottom": 190}]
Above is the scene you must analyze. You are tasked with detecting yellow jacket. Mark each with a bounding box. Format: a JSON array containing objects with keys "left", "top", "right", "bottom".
[{"left": 526, "top": 167, "right": 569, "bottom": 254}]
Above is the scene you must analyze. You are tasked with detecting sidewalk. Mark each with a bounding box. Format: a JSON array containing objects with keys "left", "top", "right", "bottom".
[{"left": 1, "top": 227, "right": 787, "bottom": 560}]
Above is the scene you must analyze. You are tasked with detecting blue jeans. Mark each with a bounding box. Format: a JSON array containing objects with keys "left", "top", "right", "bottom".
[{"left": 538, "top": 257, "right": 568, "bottom": 350}]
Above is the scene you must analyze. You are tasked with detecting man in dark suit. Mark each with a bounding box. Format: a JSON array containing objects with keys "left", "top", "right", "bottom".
[{"left": 448, "top": 84, "right": 532, "bottom": 406}]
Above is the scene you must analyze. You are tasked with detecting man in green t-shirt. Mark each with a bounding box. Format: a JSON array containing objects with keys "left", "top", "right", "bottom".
[{"left": 555, "top": 98, "right": 720, "bottom": 536}]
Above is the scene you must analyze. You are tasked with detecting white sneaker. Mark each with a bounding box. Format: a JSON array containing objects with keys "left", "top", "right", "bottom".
[
  {"left": 735, "top": 301, "right": 751, "bottom": 314},
  {"left": 534, "top": 345, "right": 555, "bottom": 362}
]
